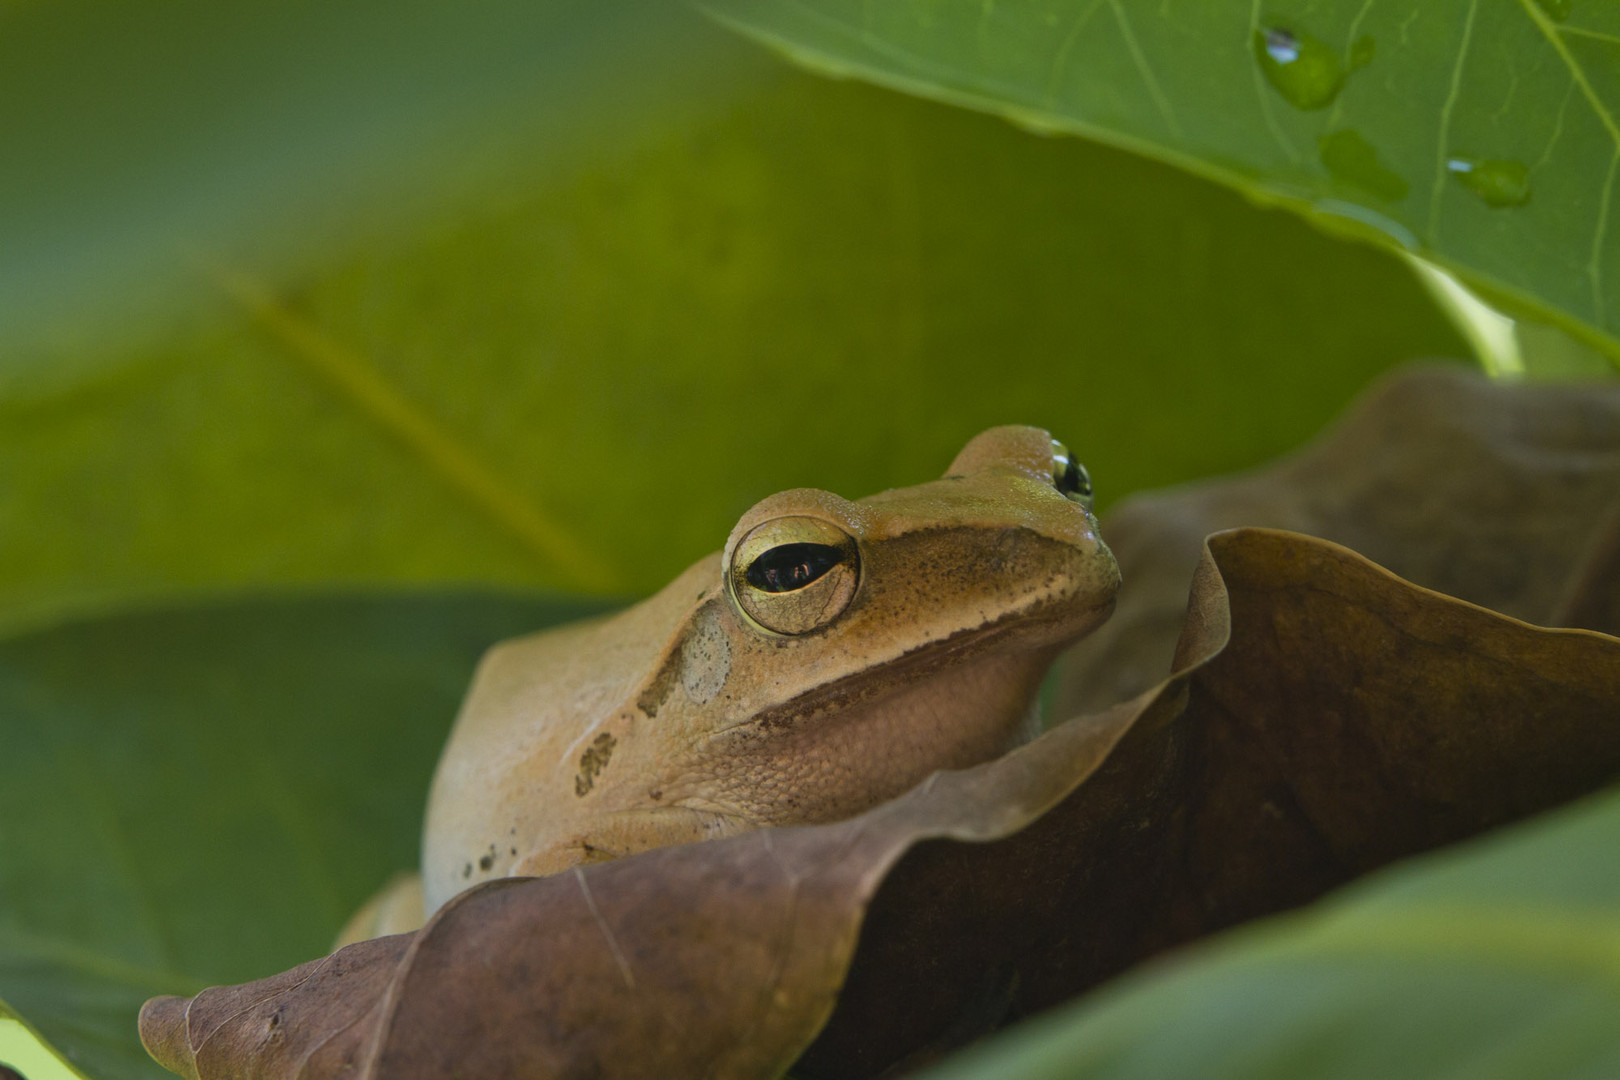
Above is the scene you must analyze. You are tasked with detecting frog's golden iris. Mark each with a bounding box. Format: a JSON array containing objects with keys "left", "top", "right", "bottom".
[{"left": 727, "top": 515, "right": 859, "bottom": 636}]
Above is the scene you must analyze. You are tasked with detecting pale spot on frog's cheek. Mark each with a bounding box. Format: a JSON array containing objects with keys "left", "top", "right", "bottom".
[{"left": 680, "top": 605, "right": 731, "bottom": 705}]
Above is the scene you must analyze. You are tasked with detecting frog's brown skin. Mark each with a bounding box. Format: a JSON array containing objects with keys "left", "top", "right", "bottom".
[{"left": 412, "top": 425, "right": 1119, "bottom": 917}]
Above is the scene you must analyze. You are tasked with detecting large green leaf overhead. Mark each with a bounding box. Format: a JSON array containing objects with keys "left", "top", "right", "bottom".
[
  {"left": 702, "top": 0, "right": 1620, "bottom": 355},
  {"left": 0, "top": 15, "right": 1465, "bottom": 633}
]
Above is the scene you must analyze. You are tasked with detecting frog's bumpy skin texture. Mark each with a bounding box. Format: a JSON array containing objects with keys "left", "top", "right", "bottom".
[{"left": 420, "top": 426, "right": 1120, "bottom": 914}]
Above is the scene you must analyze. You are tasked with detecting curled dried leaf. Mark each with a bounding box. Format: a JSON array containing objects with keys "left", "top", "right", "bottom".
[
  {"left": 141, "top": 529, "right": 1620, "bottom": 1080},
  {"left": 1055, "top": 365, "right": 1620, "bottom": 715}
]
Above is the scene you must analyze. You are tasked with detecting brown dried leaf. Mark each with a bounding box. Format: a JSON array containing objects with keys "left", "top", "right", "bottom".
[
  {"left": 140, "top": 528, "right": 1620, "bottom": 1080},
  {"left": 801, "top": 528, "right": 1620, "bottom": 1076},
  {"left": 1054, "top": 364, "right": 1620, "bottom": 716}
]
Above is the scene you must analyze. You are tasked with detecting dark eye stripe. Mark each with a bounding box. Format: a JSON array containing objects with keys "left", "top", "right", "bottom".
[{"left": 745, "top": 543, "right": 846, "bottom": 594}]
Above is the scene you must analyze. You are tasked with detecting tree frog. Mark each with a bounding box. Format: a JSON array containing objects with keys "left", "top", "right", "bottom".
[{"left": 355, "top": 426, "right": 1118, "bottom": 932}]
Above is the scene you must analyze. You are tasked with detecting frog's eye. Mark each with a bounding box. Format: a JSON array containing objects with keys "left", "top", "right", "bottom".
[
  {"left": 745, "top": 542, "right": 843, "bottom": 593},
  {"left": 727, "top": 516, "right": 860, "bottom": 636},
  {"left": 1050, "top": 439, "right": 1094, "bottom": 511}
]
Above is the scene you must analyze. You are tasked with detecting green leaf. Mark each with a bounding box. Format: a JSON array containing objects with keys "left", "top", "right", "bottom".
[
  {"left": 1, "top": 1014, "right": 83, "bottom": 1080},
  {"left": 700, "top": 0, "right": 1620, "bottom": 358},
  {"left": 918, "top": 785, "right": 1620, "bottom": 1080},
  {"left": 0, "top": 592, "right": 613, "bottom": 1080},
  {"left": 0, "top": 13, "right": 1467, "bottom": 633}
]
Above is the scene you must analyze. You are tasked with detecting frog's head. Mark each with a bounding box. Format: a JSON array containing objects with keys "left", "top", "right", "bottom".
[
  {"left": 723, "top": 423, "right": 1112, "bottom": 646},
  {"left": 681, "top": 424, "right": 1119, "bottom": 819},
  {"left": 422, "top": 426, "right": 1118, "bottom": 904}
]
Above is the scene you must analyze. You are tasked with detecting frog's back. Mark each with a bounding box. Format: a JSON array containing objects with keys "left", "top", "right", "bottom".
[{"left": 421, "top": 558, "right": 714, "bottom": 911}]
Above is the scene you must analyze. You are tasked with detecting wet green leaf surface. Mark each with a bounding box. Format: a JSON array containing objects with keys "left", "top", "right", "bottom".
[
  {"left": 702, "top": 0, "right": 1620, "bottom": 355},
  {"left": 0, "top": 593, "right": 612, "bottom": 1080}
]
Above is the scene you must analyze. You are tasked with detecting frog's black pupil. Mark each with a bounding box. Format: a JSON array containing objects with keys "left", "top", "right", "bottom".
[
  {"left": 746, "top": 543, "right": 844, "bottom": 593},
  {"left": 1058, "top": 456, "right": 1092, "bottom": 497}
]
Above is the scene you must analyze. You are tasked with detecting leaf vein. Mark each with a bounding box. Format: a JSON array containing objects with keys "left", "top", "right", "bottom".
[
  {"left": 1043, "top": 0, "right": 1106, "bottom": 107},
  {"left": 0, "top": 929, "right": 204, "bottom": 996},
  {"left": 1559, "top": 25, "right": 1620, "bottom": 48},
  {"left": 1515, "top": 0, "right": 1620, "bottom": 143},
  {"left": 1108, "top": 0, "right": 1180, "bottom": 139},
  {"left": 1516, "top": 0, "right": 1620, "bottom": 323},
  {"left": 573, "top": 868, "right": 636, "bottom": 990},
  {"left": 1298, "top": 906, "right": 1620, "bottom": 982},
  {"left": 1427, "top": 0, "right": 1479, "bottom": 245},
  {"left": 1532, "top": 76, "right": 1578, "bottom": 172},
  {"left": 1325, "top": 0, "right": 1379, "bottom": 131},
  {"left": 202, "top": 260, "right": 619, "bottom": 591},
  {"left": 1590, "top": 147, "right": 1619, "bottom": 324}
]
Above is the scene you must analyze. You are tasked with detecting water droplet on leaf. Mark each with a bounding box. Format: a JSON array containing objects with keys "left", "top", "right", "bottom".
[
  {"left": 1320, "top": 129, "right": 1408, "bottom": 202},
  {"left": 1349, "top": 35, "right": 1376, "bottom": 71},
  {"left": 1534, "top": 0, "right": 1573, "bottom": 21},
  {"left": 1263, "top": 27, "right": 1301, "bottom": 64},
  {"left": 1447, "top": 158, "right": 1531, "bottom": 207},
  {"left": 1253, "top": 26, "right": 1344, "bottom": 110}
]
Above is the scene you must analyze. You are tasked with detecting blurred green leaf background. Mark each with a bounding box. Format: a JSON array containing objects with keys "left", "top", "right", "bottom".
[{"left": 0, "top": 1, "right": 1613, "bottom": 1078}]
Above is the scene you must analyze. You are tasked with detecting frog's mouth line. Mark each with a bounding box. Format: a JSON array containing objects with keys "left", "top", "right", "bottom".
[{"left": 707, "top": 593, "right": 1116, "bottom": 740}]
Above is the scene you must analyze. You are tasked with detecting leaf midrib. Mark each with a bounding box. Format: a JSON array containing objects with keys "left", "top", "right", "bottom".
[
  {"left": 1272, "top": 904, "right": 1620, "bottom": 984},
  {"left": 203, "top": 259, "right": 621, "bottom": 592},
  {"left": 1514, "top": 0, "right": 1620, "bottom": 324},
  {"left": 0, "top": 928, "right": 205, "bottom": 997}
]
